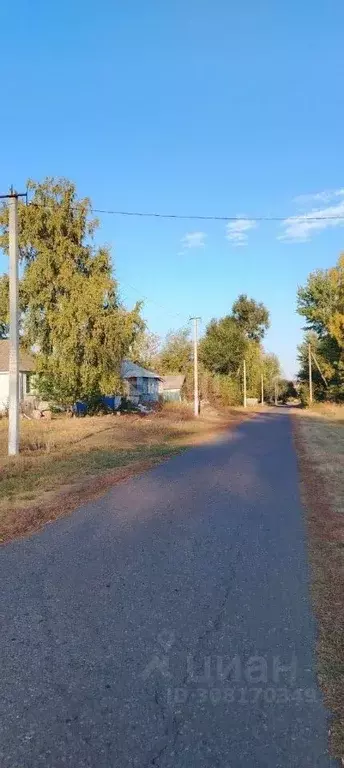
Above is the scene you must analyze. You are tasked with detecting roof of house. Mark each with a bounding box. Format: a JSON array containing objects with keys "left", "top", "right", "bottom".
[
  {"left": 160, "top": 374, "right": 185, "bottom": 391},
  {"left": 0, "top": 340, "right": 35, "bottom": 372},
  {"left": 121, "top": 359, "right": 161, "bottom": 380}
]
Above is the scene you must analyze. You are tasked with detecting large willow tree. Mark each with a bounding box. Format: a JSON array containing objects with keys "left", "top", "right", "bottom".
[{"left": 0, "top": 178, "right": 142, "bottom": 401}]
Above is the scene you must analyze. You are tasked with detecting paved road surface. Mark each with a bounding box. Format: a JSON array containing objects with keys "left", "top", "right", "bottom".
[{"left": 0, "top": 412, "right": 336, "bottom": 767}]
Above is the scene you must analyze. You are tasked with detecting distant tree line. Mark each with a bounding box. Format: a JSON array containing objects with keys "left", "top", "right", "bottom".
[{"left": 146, "top": 295, "right": 281, "bottom": 407}]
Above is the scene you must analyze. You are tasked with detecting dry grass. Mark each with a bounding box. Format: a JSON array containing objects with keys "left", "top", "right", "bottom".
[
  {"left": 301, "top": 401, "right": 344, "bottom": 423},
  {"left": 0, "top": 405, "right": 244, "bottom": 543},
  {"left": 293, "top": 406, "right": 344, "bottom": 761}
]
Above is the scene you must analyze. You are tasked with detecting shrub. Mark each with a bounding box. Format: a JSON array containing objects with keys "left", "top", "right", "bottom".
[
  {"left": 209, "top": 374, "right": 242, "bottom": 407},
  {"left": 299, "top": 384, "right": 310, "bottom": 408}
]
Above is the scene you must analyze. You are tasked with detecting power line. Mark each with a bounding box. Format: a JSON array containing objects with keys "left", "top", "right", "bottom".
[
  {"left": 121, "top": 281, "right": 188, "bottom": 321},
  {"left": 90, "top": 209, "right": 344, "bottom": 222},
  {"left": 13, "top": 200, "right": 344, "bottom": 222}
]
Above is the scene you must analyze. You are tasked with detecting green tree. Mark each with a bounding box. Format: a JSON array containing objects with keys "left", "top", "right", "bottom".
[
  {"left": 158, "top": 327, "right": 192, "bottom": 374},
  {"left": 199, "top": 316, "right": 246, "bottom": 375},
  {"left": 245, "top": 340, "right": 262, "bottom": 397},
  {"left": 240, "top": 344, "right": 281, "bottom": 400},
  {"left": 199, "top": 306, "right": 280, "bottom": 403},
  {"left": 297, "top": 255, "right": 344, "bottom": 401},
  {"left": 231, "top": 294, "right": 270, "bottom": 341},
  {"left": 0, "top": 178, "right": 142, "bottom": 402},
  {"left": 297, "top": 266, "right": 339, "bottom": 337},
  {"left": 277, "top": 380, "right": 298, "bottom": 404},
  {"left": 297, "top": 331, "right": 343, "bottom": 402},
  {"left": 262, "top": 352, "right": 281, "bottom": 401},
  {"left": 208, "top": 373, "right": 242, "bottom": 407}
]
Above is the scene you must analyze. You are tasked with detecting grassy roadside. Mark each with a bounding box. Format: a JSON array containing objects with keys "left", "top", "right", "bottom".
[
  {"left": 292, "top": 404, "right": 344, "bottom": 761},
  {"left": 0, "top": 404, "right": 246, "bottom": 543}
]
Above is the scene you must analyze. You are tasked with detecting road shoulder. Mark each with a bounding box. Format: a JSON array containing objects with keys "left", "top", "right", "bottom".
[{"left": 293, "top": 411, "right": 344, "bottom": 763}]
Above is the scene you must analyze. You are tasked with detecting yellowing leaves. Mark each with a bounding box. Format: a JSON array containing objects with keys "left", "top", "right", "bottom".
[{"left": 0, "top": 177, "right": 143, "bottom": 403}]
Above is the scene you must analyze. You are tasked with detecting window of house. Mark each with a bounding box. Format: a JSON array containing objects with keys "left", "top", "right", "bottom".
[{"left": 147, "top": 379, "right": 156, "bottom": 394}]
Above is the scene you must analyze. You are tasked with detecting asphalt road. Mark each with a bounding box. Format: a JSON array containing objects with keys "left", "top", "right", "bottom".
[{"left": 0, "top": 412, "right": 336, "bottom": 767}]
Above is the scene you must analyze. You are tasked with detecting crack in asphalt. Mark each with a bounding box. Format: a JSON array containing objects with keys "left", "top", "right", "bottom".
[{"left": 145, "top": 569, "right": 236, "bottom": 767}]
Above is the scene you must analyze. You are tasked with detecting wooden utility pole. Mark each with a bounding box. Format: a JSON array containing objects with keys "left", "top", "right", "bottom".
[
  {"left": 190, "top": 317, "right": 201, "bottom": 416},
  {"left": 274, "top": 379, "right": 278, "bottom": 406},
  {"left": 308, "top": 343, "right": 313, "bottom": 404},
  {"left": 243, "top": 359, "right": 247, "bottom": 408}
]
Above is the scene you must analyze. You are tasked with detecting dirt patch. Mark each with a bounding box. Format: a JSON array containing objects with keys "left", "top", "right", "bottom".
[{"left": 293, "top": 414, "right": 344, "bottom": 761}]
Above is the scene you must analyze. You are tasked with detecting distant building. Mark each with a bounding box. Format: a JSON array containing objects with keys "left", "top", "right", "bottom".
[
  {"left": 0, "top": 340, "right": 35, "bottom": 412},
  {"left": 159, "top": 374, "right": 185, "bottom": 402},
  {"left": 121, "top": 359, "right": 161, "bottom": 403}
]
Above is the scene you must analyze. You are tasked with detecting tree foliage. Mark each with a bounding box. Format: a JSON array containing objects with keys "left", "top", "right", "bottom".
[
  {"left": 207, "top": 373, "right": 242, "bottom": 407},
  {"left": 157, "top": 327, "right": 192, "bottom": 374},
  {"left": 231, "top": 294, "right": 270, "bottom": 341},
  {"left": 143, "top": 292, "right": 276, "bottom": 408},
  {"left": 244, "top": 340, "right": 262, "bottom": 397},
  {"left": 0, "top": 178, "right": 142, "bottom": 401},
  {"left": 297, "top": 331, "right": 343, "bottom": 402},
  {"left": 199, "top": 316, "right": 246, "bottom": 375},
  {"left": 297, "top": 266, "right": 340, "bottom": 338},
  {"left": 262, "top": 352, "right": 281, "bottom": 400},
  {"left": 199, "top": 307, "right": 279, "bottom": 404},
  {"left": 297, "top": 255, "right": 344, "bottom": 402},
  {"left": 277, "top": 379, "right": 298, "bottom": 404}
]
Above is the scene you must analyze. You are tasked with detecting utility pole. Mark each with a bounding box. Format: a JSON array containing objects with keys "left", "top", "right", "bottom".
[
  {"left": 0, "top": 190, "right": 26, "bottom": 456},
  {"left": 308, "top": 343, "right": 313, "bottom": 405},
  {"left": 274, "top": 379, "right": 278, "bottom": 406},
  {"left": 190, "top": 317, "right": 201, "bottom": 416},
  {"left": 243, "top": 359, "right": 247, "bottom": 408},
  {"left": 261, "top": 372, "right": 264, "bottom": 405},
  {"left": 8, "top": 193, "right": 19, "bottom": 455}
]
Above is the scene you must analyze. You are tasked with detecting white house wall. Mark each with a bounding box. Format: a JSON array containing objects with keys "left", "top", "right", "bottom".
[
  {"left": 0, "top": 372, "right": 28, "bottom": 412},
  {"left": 0, "top": 373, "right": 9, "bottom": 412}
]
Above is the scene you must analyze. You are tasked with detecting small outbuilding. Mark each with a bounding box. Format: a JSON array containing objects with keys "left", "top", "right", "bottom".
[{"left": 159, "top": 374, "right": 185, "bottom": 402}]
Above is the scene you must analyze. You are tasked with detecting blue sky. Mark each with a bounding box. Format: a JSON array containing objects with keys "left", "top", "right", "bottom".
[{"left": 1, "top": 1, "right": 344, "bottom": 377}]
